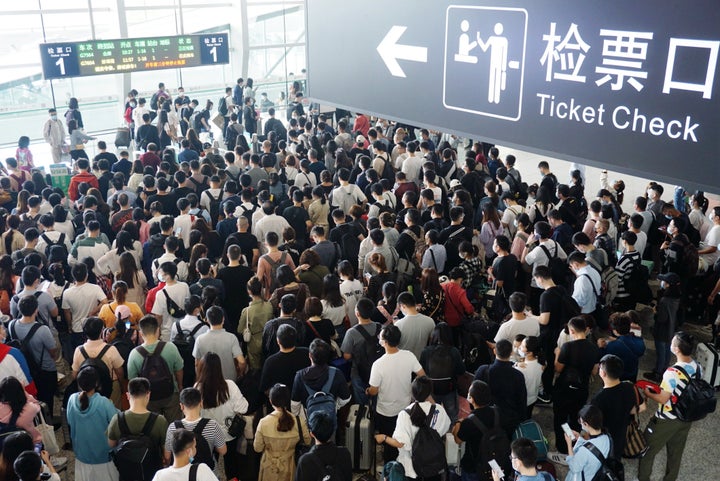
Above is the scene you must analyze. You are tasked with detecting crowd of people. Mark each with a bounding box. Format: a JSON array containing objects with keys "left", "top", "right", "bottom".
[{"left": 0, "top": 81, "right": 718, "bottom": 481}]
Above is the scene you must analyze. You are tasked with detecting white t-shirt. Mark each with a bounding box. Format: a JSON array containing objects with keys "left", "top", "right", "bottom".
[
  {"left": 515, "top": 359, "right": 543, "bottom": 406},
  {"left": 61, "top": 283, "right": 108, "bottom": 333},
  {"left": 494, "top": 315, "right": 541, "bottom": 344},
  {"left": 340, "top": 279, "right": 364, "bottom": 325},
  {"left": 702, "top": 225, "right": 720, "bottom": 266},
  {"left": 524, "top": 239, "right": 567, "bottom": 288},
  {"left": 392, "top": 401, "right": 452, "bottom": 479},
  {"left": 152, "top": 282, "right": 191, "bottom": 342},
  {"left": 151, "top": 463, "right": 218, "bottom": 481},
  {"left": 369, "top": 349, "right": 422, "bottom": 417}
]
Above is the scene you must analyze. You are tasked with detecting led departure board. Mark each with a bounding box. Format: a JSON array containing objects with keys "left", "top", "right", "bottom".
[{"left": 39, "top": 33, "right": 229, "bottom": 80}]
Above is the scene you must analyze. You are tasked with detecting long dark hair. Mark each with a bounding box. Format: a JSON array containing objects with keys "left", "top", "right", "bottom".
[
  {"left": 269, "top": 383, "right": 295, "bottom": 432},
  {"left": 196, "top": 352, "right": 229, "bottom": 409},
  {"left": 0, "top": 255, "right": 13, "bottom": 295},
  {"left": 116, "top": 251, "right": 138, "bottom": 288},
  {"left": 77, "top": 367, "right": 98, "bottom": 411},
  {"left": 115, "top": 230, "right": 134, "bottom": 255},
  {"left": 4, "top": 215, "right": 19, "bottom": 255},
  {"left": 408, "top": 376, "right": 434, "bottom": 427},
  {"left": 322, "top": 274, "right": 344, "bottom": 307},
  {"left": 0, "top": 377, "right": 27, "bottom": 418}
]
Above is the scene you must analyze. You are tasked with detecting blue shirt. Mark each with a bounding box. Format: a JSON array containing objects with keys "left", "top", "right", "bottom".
[
  {"left": 178, "top": 148, "right": 199, "bottom": 163},
  {"left": 573, "top": 265, "right": 601, "bottom": 314},
  {"left": 565, "top": 434, "right": 611, "bottom": 481},
  {"left": 66, "top": 392, "right": 118, "bottom": 464},
  {"left": 602, "top": 334, "right": 646, "bottom": 380}
]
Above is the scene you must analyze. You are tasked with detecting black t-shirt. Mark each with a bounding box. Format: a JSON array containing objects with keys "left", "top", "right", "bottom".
[
  {"left": 457, "top": 406, "right": 498, "bottom": 474},
  {"left": 94, "top": 151, "right": 118, "bottom": 167},
  {"left": 492, "top": 254, "right": 519, "bottom": 295},
  {"left": 283, "top": 205, "right": 310, "bottom": 240},
  {"left": 216, "top": 264, "right": 253, "bottom": 320},
  {"left": 304, "top": 318, "right": 336, "bottom": 346},
  {"left": 259, "top": 347, "right": 311, "bottom": 393},
  {"left": 328, "top": 223, "right": 360, "bottom": 244},
  {"left": 224, "top": 232, "right": 259, "bottom": 266},
  {"left": 295, "top": 444, "right": 353, "bottom": 481},
  {"left": 591, "top": 382, "right": 637, "bottom": 459},
  {"left": 539, "top": 286, "right": 569, "bottom": 343},
  {"left": 557, "top": 339, "right": 600, "bottom": 393}
]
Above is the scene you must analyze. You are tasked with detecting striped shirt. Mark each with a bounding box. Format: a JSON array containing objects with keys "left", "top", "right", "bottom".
[
  {"left": 615, "top": 250, "right": 641, "bottom": 299},
  {"left": 164, "top": 417, "right": 226, "bottom": 454}
]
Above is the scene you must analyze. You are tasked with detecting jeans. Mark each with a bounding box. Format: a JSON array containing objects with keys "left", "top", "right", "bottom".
[
  {"left": 435, "top": 390, "right": 459, "bottom": 423},
  {"left": 655, "top": 340, "right": 671, "bottom": 375},
  {"left": 68, "top": 332, "right": 85, "bottom": 361},
  {"left": 351, "top": 376, "right": 369, "bottom": 406},
  {"left": 638, "top": 416, "right": 692, "bottom": 481}
]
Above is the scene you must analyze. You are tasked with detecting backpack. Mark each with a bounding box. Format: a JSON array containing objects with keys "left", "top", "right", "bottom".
[
  {"left": 217, "top": 96, "right": 228, "bottom": 116},
  {"left": 41, "top": 233, "right": 68, "bottom": 259},
  {"left": 303, "top": 367, "right": 338, "bottom": 424},
  {"left": 671, "top": 364, "right": 717, "bottom": 421},
  {"left": 205, "top": 190, "right": 221, "bottom": 227},
  {"left": 506, "top": 171, "right": 528, "bottom": 202},
  {"left": 11, "top": 292, "right": 48, "bottom": 325},
  {"left": 110, "top": 328, "right": 138, "bottom": 378},
  {"left": 172, "top": 321, "right": 206, "bottom": 388},
  {"left": 408, "top": 405, "right": 447, "bottom": 479},
  {"left": 594, "top": 264, "right": 619, "bottom": 307},
  {"left": 163, "top": 289, "right": 186, "bottom": 319},
  {"left": 337, "top": 228, "right": 361, "bottom": 270},
  {"left": 443, "top": 226, "right": 467, "bottom": 272},
  {"left": 18, "top": 213, "right": 39, "bottom": 234},
  {"left": 174, "top": 419, "right": 215, "bottom": 469},
  {"left": 0, "top": 413, "right": 25, "bottom": 451},
  {"left": 626, "top": 258, "right": 652, "bottom": 304},
  {"left": 111, "top": 411, "right": 162, "bottom": 481},
  {"left": 427, "top": 345, "right": 456, "bottom": 395},
  {"left": 383, "top": 460, "right": 405, "bottom": 481},
  {"left": 373, "top": 200, "right": 393, "bottom": 216},
  {"left": 582, "top": 440, "right": 622, "bottom": 481},
  {"left": 261, "top": 252, "right": 287, "bottom": 294},
  {"left": 189, "top": 175, "right": 210, "bottom": 194},
  {"left": 377, "top": 155, "right": 395, "bottom": 182},
  {"left": 680, "top": 238, "right": 699, "bottom": 278},
  {"left": 403, "top": 227, "right": 427, "bottom": 264},
  {"left": 470, "top": 407, "right": 512, "bottom": 477},
  {"left": 239, "top": 204, "right": 258, "bottom": 230},
  {"left": 7, "top": 321, "right": 43, "bottom": 382},
  {"left": 540, "top": 242, "right": 572, "bottom": 288},
  {"left": 137, "top": 342, "right": 175, "bottom": 401},
  {"left": 79, "top": 345, "right": 113, "bottom": 398},
  {"left": 352, "top": 323, "right": 383, "bottom": 384},
  {"left": 306, "top": 446, "right": 344, "bottom": 481}
]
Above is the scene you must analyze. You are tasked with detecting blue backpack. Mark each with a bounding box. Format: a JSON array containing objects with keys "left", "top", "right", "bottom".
[
  {"left": 304, "top": 367, "right": 338, "bottom": 424},
  {"left": 383, "top": 460, "right": 405, "bottom": 481}
]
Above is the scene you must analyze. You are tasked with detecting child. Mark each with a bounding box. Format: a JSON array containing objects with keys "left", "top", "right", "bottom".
[{"left": 16, "top": 136, "right": 34, "bottom": 171}]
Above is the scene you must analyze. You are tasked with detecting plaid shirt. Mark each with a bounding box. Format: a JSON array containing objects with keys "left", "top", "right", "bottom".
[{"left": 459, "top": 257, "right": 484, "bottom": 288}]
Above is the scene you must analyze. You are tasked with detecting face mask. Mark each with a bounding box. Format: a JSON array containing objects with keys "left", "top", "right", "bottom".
[
  {"left": 157, "top": 272, "right": 165, "bottom": 283},
  {"left": 647, "top": 189, "right": 655, "bottom": 198},
  {"left": 513, "top": 219, "right": 518, "bottom": 228},
  {"left": 189, "top": 456, "right": 194, "bottom": 464},
  {"left": 50, "top": 115, "right": 57, "bottom": 121},
  {"left": 667, "top": 225, "right": 676, "bottom": 235},
  {"left": 665, "top": 215, "right": 673, "bottom": 220},
  {"left": 516, "top": 348, "right": 525, "bottom": 358},
  {"left": 660, "top": 281, "right": 666, "bottom": 290},
  {"left": 130, "top": 102, "right": 136, "bottom": 108}
]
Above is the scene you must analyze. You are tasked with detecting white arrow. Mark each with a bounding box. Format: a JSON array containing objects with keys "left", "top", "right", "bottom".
[{"left": 377, "top": 26, "right": 428, "bottom": 78}]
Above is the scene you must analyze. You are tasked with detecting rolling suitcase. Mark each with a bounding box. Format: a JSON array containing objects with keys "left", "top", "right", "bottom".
[
  {"left": 346, "top": 404, "right": 374, "bottom": 472},
  {"left": 696, "top": 342, "right": 720, "bottom": 388},
  {"left": 114, "top": 127, "right": 131, "bottom": 148},
  {"left": 513, "top": 419, "right": 549, "bottom": 461}
]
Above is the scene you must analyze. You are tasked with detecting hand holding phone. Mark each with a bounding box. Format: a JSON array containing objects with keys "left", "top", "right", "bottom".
[
  {"left": 562, "top": 422, "right": 575, "bottom": 441},
  {"left": 488, "top": 459, "right": 504, "bottom": 479}
]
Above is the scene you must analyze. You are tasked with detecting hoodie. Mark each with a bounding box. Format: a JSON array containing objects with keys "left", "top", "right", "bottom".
[{"left": 66, "top": 391, "right": 118, "bottom": 464}]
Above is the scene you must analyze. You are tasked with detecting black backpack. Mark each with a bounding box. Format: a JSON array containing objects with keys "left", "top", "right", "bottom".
[
  {"left": 172, "top": 320, "right": 206, "bottom": 388},
  {"left": 111, "top": 411, "right": 162, "bottom": 481},
  {"left": 305, "top": 446, "right": 344, "bottom": 481},
  {"left": 41, "top": 233, "right": 68, "bottom": 259},
  {"left": 217, "top": 96, "right": 228, "bottom": 116},
  {"left": 671, "top": 364, "right": 717, "bottom": 422},
  {"left": 373, "top": 200, "right": 393, "bottom": 215},
  {"left": 205, "top": 190, "right": 221, "bottom": 227},
  {"left": 150, "top": 92, "right": 160, "bottom": 110},
  {"left": 627, "top": 258, "right": 653, "bottom": 304},
  {"left": 337, "top": 229, "right": 361, "bottom": 270},
  {"left": 239, "top": 204, "right": 258, "bottom": 230},
  {"left": 540, "top": 242, "right": 572, "bottom": 289},
  {"left": 582, "top": 439, "right": 622, "bottom": 481},
  {"left": 408, "top": 405, "right": 447, "bottom": 479},
  {"left": 111, "top": 329, "right": 138, "bottom": 378},
  {"left": 443, "top": 226, "right": 468, "bottom": 273},
  {"left": 18, "top": 213, "right": 40, "bottom": 234},
  {"left": 7, "top": 321, "right": 43, "bottom": 382},
  {"left": 427, "top": 345, "right": 456, "bottom": 395},
  {"left": 79, "top": 345, "right": 113, "bottom": 398},
  {"left": 470, "top": 407, "right": 511, "bottom": 478},
  {"left": 174, "top": 419, "right": 216, "bottom": 469},
  {"left": 189, "top": 176, "right": 210, "bottom": 194},
  {"left": 163, "top": 289, "right": 186, "bottom": 319},
  {"left": 352, "top": 324, "right": 384, "bottom": 384},
  {"left": 136, "top": 342, "right": 175, "bottom": 401}
]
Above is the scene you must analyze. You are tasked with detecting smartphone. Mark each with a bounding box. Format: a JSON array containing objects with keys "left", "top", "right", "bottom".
[
  {"left": 125, "top": 321, "right": 131, "bottom": 330},
  {"left": 631, "top": 328, "right": 642, "bottom": 337},
  {"left": 488, "top": 459, "right": 504, "bottom": 479},
  {"left": 562, "top": 422, "right": 575, "bottom": 440}
]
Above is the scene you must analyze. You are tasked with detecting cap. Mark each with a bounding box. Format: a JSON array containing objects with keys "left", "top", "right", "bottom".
[
  {"left": 115, "top": 305, "right": 132, "bottom": 320},
  {"left": 356, "top": 135, "right": 366, "bottom": 145},
  {"left": 450, "top": 179, "right": 461, "bottom": 188},
  {"left": 657, "top": 272, "right": 680, "bottom": 284}
]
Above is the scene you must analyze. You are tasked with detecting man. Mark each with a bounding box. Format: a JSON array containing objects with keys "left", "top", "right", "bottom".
[
  {"left": 71, "top": 316, "right": 124, "bottom": 406},
  {"left": 137, "top": 114, "right": 160, "bottom": 152},
  {"left": 568, "top": 251, "right": 601, "bottom": 315},
  {"left": 262, "top": 294, "right": 306, "bottom": 358},
  {"left": 615, "top": 231, "right": 642, "bottom": 311},
  {"left": 68, "top": 158, "right": 99, "bottom": 201},
  {"left": 242, "top": 96, "right": 258, "bottom": 135},
  {"left": 107, "top": 377, "right": 170, "bottom": 481},
  {"left": 264, "top": 107, "right": 287, "bottom": 140},
  {"left": 155, "top": 429, "right": 219, "bottom": 481},
  {"left": 442, "top": 268, "right": 475, "bottom": 342},
  {"left": 193, "top": 306, "right": 247, "bottom": 381},
  {"left": 341, "top": 297, "right": 382, "bottom": 406},
  {"left": 10, "top": 266, "right": 58, "bottom": 331},
  {"left": 217, "top": 201, "right": 239, "bottom": 240},
  {"left": 330, "top": 168, "right": 367, "bottom": 214},
  {"left": 474, "top": 339, "right": 527, "bottom": 436},
  {"left": 189, "top": 258, "right": 225, "bottom": 300},
  {"left": 233, "top": 77, "right": 244, "bottom": 106},
  {"left": 522, "top": 222, "right": 568, "bottom": 313},
  {"left": 253, "top": 202, "right": 291, "bottom": 243},
  {"left": 294, "top": 411, "right": 353, "bottom": 481},
  {"left": 128, "top": 316, "right": 184, "bottom": 423},
  {"left": 62, "top": 263, "right": 108, "bottom": 356},
  {"left": 42, "top": 108, "right": 66, "bottom": 164},
  {"left": 151, "top": 236, "right": 189, "bottom": 283},
  {"left": 626, "top": 214, "right": 649, "bottom": 258},
  {"left": 110, "top": 193, "right": 135, "bottom": 233},
  {"left": 549, "top": 316, "right": 599, "bottom": 460},
  {"left": 291, "top": 338, "right": 351, "bottom": 416},
  {"left": 163, "top": 387, "right": 227, "bottom": 467},
  {"left": 36, "top": 214, "right": 71, "bottom": 255},
  {"left": 307, "top": 148, "right": 326, "bottom": 184},
  {"left": 394, "top": 292, "right": 435, "bottom": 360},
  {"left": 151, "top": 261, "right": 191, "bottom": 341},
  {"left": 591, "top": 354, "right": 637, "bottom": 460},
  {"left": 571, "top": 232, "right": 609, "bottom": 273},
  {"left": 638, "top": 332, "right": 700, "bottom": 481},
  {"left": 283, "top": 191, "right": 312, "bottom": 250},
  {"left": 8, "top": 295, "right": 58, "bottom": 416},
  {"left": 421, "top": 229, "right": 447, "bottom": 274},
  {"left": 260, "top": 324, "right": 311, "bottom": 394},
  {"left": 493, "top": 292, "right": 540, "bottom": 345},
  {"left": 504, "top": 437, "right": 556, "bottom": 481},
  {"left": 366, "top": 324, "right": 425, "bottom": 462},
  {"left": 93, "top": 140, "right": 118, "bottom": 169},
  {"left": 555, "top": 184, "right": 581, "bottom": 229},
  {"left": 538, "top": 160, "right": 558, "bottom": 203},
  {"left": 548, "top": 209, "right": 574, "bottom": 255}
]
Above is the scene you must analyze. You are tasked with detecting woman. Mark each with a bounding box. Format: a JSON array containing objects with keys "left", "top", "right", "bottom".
[
  {"left": 186, "top": 128, "right": 203, "bottom": 153},
  {"left": 118, "top": 221, "right": 143, "bottom": 264},
  {"left": 380, "top": 212, "right": 400, "bottom": 247},
  {"left": 196, "top": 352, "right": 249, "bottom": 481},
  {"left": 130, "top": 208, "right": 149, "bottom": 244},
  {"left": 420, "top": 324, "right": 465, "bottom": 422},
  {"left": 308, "top": 186, "right": 329, "bottom": 231},
  {"left": 3, "top": 215, "right": 24, "bottom": 256},
  {"left": 191, "top": 219, "right": 222, "bottom": 261},
  {"left": 254, "top": 383, "right": 311, "bottom": 481},
  {"left": 478, "top": 204, "right": 503, "bottom": 265},
  {"left": 515, "top": 335, "right": 543, "bottom": 419},
  {"left": 569, "top": 169, "right": 585, "bottom": 203},
  {"left": 239, "top": 277, "right": 274, "bottom": 372},
  {"left": 375, "top": 376, "right": 451, "bottom": 481},
  {"left": 0, "top": 255, "right": 16, "bottom": 314},
  {"left": 187, "top": 243, "right": 209, "bottom": 285},
  {"left": 366, "top": 253, "right": 395, "bottom": 304},
  {"left": 510, "top": 213, "right": 532, "bottom": 259},
  {"left": 283, "top": 155, "right": 299, "bottom": 184},
  {"left": 527, "top": 185, "right": 554, "bottom": 225},
  {"left": 127, "top": 161, "right": 145, "bottom": 193},
  {"left": 419, "top": 267, "right": 445, "bottom": 322},
  {"left": 321, "top": 274, "right": 348, "bottom": 340},
  {"left": 97, "top": 231, "right": 138, "bottom": 276},
  {"left": 457, "top": 242, "right": 485, "bottom": 290},
  {"left": 11, "top": 191, "right": 29, "bottom": 216},
  {"left": 87, "top": 188, "right": 110, "bottom": 218},
  {"left": 304, "top": 297, "right": 337, "bottom": 348},
  {"left": 66, "top": 367, "right": 119, "bottom": 481},
  {"left": 65, "top": 97, "right": 84, "bottom": 130},
  {"left": 689, "top": 191, "right": 711, "bottom": 239},
  {"left": 157, "top": 108, "right": 173, "bottom": 149},
  {"left": 372, "top": 281, "right": 401, "bottom": 325},
  {"left": 52, "top": 204, "right": 75, "bottom": 241},
  {"left": 98, "top": 281, "right": 143, "bottom": 329},
  {"left": 243, "top": 78, "right": 257, "bottom": 103},
  {"left": 269, "top": 264, "right": 310, "bottom": 318},
  {"left": 296, "top": 249, "right": 330, "bottom": 298},
  {"left": 68, "top": 119, "right": 95, "bottom": 163},
  {"left": 0, "top": 431, "right": 60, "bottom": 481},
  {"left": 115, "top": 251, "right": 147, "bottom": 309},
  {"left": 0, "top": 377, "right": 42, "bottom": 443},
  {"left": 563, "top": 404, "right": 611, "bottom": 481}
]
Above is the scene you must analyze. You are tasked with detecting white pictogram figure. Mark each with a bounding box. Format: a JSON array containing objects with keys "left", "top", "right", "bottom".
[
  {"left": 477, "top": 23, "right": 510, "bottom": 104},
  {"left": 595, "top": 29, "right": 653, "bottom": 92},
  {"left": 454, "top": 20, "right": 479, "bottom": 64},
  {"left": 663, "top": 38, "right": 720, "bottom": 99},
  {"left": 540, "top": 22, "right": 590, "bottom": 83}
]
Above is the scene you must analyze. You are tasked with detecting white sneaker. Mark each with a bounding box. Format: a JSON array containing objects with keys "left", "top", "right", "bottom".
[{"left": 547, "top": 451, "right": 568, "bottom": 466}]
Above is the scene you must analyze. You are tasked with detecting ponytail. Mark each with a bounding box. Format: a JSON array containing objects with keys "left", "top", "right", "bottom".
[
  {"left": 4, "top": 229, "right": 12, "bottom": 257},
  {"left": 408, "top": 401, "right": 427, "bottom": 427},
  {"left": 79, "top": 391, "right": 89, "bottom": 411},
  {"left": 277, "top": 407, "right": 295, "bottom": 432}
]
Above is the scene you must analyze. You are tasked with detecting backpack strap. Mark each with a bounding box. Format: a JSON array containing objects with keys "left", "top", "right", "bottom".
[
  {"left": 174, "top": 420, "right": 184, "bottom": 430},
  {"left": 20, "top": 323, "right": 42, "bottom": 351},
  {"left": 581, "top": 441, "right": 607, "bottom": 463},
  {"left": 355, "top": 323, "right": 378, "bottom": 343},
  {"left": 140, "top": 412, "right": 159, "bottom": 437},
  {"left": 174, "top": 320, "right": 182, "bottom": 338},
  {"left": 80, "top": 346, "right": 89, "bottom": 360},
  {"left": 189, "top": 463, "right": 199, "bottom": 481},
  {"left": 118, "top": 411, "right": 131, "bottom": 437},
  {"left": 96, "top": 344, "right": 112, "bottom": 362},
  {"left": 189, "top": 322, "right": 205, "bottom": 337},
  {"left": 580, "top": 274, "right": 601, "bottom": 298},
  {"left": 306, "top": 320, "right": 323, "bottom": 339},
  {"left": 194, "top": 418, "right": 210, "bottom": 436}
]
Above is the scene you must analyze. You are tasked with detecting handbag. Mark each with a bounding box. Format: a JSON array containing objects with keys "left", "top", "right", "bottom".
[
  {"left": 242, "top": 305, "right": 252, "bottom": 343},
  {"left": 34, "top": 407, "right": 59, "bottom": 455},
  {"left": 294, "top": 415, "right": 310, "bottom": 462},
  {"left": 226, "top": 414, "right": 247, "bottom": 439},
  {"left": 624, "top": 382, "right": 649, "bottom": 458}
]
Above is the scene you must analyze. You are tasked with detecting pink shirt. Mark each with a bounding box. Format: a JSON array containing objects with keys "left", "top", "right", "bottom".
[{"left": 0, "top": 394, "right": 42, "bottom": 443}]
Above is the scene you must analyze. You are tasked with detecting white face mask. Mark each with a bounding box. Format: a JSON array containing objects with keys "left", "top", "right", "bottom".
[
  {"left": 647, "top": 189, "right": 655, "bottom": 198},
  {"left": 157, "top": 271, "right": 165, "bottom": 283},
  {"left": 516, "top": 348, "right": 526, "bottom": 358}
]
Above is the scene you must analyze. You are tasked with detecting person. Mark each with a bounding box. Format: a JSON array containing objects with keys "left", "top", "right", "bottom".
[
  {"left": 2, "top": 431, "right": 60, "bottom": 481},
  {"left": 127, "top": 315, "right": 184, "bottom": 423},
  {"left": 521, "top": 221, "right": 567, "bottom": 313},
  {"left": 563, "top": 404, "right": 611, "bottom": 481},
  {"left": 0, "top": 377, "right": 41, "bottom": 443},
  {"left": 638, "top": 332, "right": 700, "bottom": 481},
  {"left": 151, "top": 261, "right": 191, "bottom": 342},
  {"left": 67, "top": 367, "right": 120, "bottom": 481},
  {"left": 367, "top": 324, "right": 426, "bottom": 463},
  {"left": 155, "top": 428, "right": 219, "bottom": 481},
  {"left": 493, "top": 292, "right": 540, "bottom": 345},
  {"left": 163, "top": 387, "right": 227, "bottom": 468},
  {"left": 238, "top": 276, "right": 274, "bottom": 372},
  {"left": 514, "top": 336, "right": 543, "bottom": 419},
  {"left": 302, "top": 297, "right": 336, "bottom": 347},
  {"left": 42, "top": 109, "right": 66, "bottom": 164},
  {"left": 598, "top": 312, "right": 645, "bottom": 381},
  {"left": 254, "top": 383, "right": 311, "bottom": 481},
  {"left": 260, "top": 324, "right": 311, "bottom": 395},
  {"left": 548, "top": 316, "right": 600, "bottom": 461},
  {"left": 294, "top": 410, "right": 353, "bottom": 481},
  {"left": 645, "top": 272, "right": 682, "bottom": 383},
  {"left": 499, "top": 437, "right": 557, "bottom": 481},
  {"left": 442, "top": 268, "right": 475, "bottom": 344},
  {"left": 268, "top": 265, "right": 310, "bottom": 318},
  {"left": 376, "top": 376, "right": 452, "bottom": 481},
  {"left": 488, "top": 235, "right": 519, "bottom": 308},
  {"left": 420, "top": 322, "right": 466, "bottom": 422},
  {"left": 193, "top": 306, "right": 247, "bottom": 381},
  {"left": 567, "top": 251, "right": 601, "bottom": 317},
  {"left": 590, "top": 354, "right": 637, "bottom": 460},
  {"left": 98, "top": 281, "right": 143, "bottom": 330},
  {"left": 290, "top": 338, "right": 351, "bottom": 415},
  {"left": 195, "top": 352, "right": 248, "bottom": 481},
  {"left": 394, "top": 292, "right": 435, "bottom": 360}
]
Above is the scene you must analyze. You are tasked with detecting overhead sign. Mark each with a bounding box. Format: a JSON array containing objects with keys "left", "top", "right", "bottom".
[
  {"left": 306, "top": 0, "right": 720, "bottom": 192},
  {"left": 40, "top": 33, "right": 229, "bottom": 80}
]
